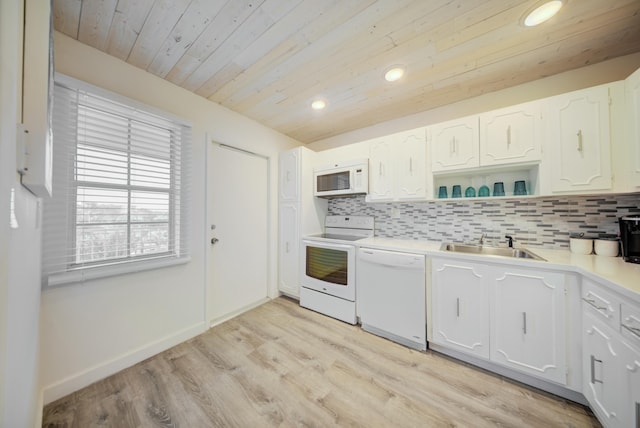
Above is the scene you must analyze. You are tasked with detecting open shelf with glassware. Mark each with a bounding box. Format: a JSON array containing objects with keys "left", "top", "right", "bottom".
[{"left": 432, "top": 163, "right": 540, "bottom": 201}]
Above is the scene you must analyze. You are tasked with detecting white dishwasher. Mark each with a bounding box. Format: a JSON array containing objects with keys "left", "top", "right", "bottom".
[{"left": 357, "top": 247, "right": 426, "bottom": 351}]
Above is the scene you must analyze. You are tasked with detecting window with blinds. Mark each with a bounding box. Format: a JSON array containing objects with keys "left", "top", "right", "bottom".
[{"left": 42, "top": 75, "right": 191, "bottom": 286}]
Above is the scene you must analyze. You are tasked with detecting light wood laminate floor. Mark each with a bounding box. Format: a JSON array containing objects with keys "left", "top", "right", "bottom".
[{"left": 43, "top": 297, "right": 600, "bottom": 427}]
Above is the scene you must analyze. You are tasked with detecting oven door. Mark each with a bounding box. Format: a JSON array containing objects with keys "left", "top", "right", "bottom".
[{"left": 301, "top": 239, "right": 355, "bottom": 301}]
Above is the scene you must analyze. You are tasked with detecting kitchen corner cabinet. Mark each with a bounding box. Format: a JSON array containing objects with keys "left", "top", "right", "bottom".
[
  {"left": 626, "top": 66, "right": 640, "bottom": 187},
  {"left": 582, "top": 278, "right": 640, "bottom": 428},
  {"left": 278, "top": 147, "right": 326, "bottom": 298},
  {"left": 582, "top": 312, "right": 627, "bottom": 427},
  {"left": 429, "top": 116, "right": 479, "bottom": 173},
  {"left": 431, "top": 258, "right": 490, "bottom": 359},
  {"left": 491, "top": 268, "right": 566, "bottom": 384},
  {"left": 368, "top": 128, "right": 428, "bottom": 202},
  {"left": 479, "top": 101, "right": 542, "bottom": 166},
  {"left": 546, "top": 85, "right": 612, "bottom": 193},
  {"left": 431, "top": 257, "right": 568, "bottom": 385},
  {"left": 622, "top": 340, "right": 640, "bottom": 428}
]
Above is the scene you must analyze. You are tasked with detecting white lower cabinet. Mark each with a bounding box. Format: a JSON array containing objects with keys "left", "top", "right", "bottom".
[
  {"left": 582, "top": 278, "right": 640, "bottom": 428},
  {"left": 582, "top": 312, "right": 627, "bottom": 427},
  {"left": 621, "top": 339, "right": 640, "bottom": 428},
  {"left": 431, "top": 258, "right": 490, "bottom": 359},
  {"left": 491, "top": 268, "right": 566, "bottom": 384},
  {"left": 431, "top": 257, "right": 567, "bottom": 385},
  {"left": 278, "top": 203, "right": 299, "bottom": 296}
]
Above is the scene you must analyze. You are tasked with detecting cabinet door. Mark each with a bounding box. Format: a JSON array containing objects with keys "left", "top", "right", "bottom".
[
  {"left": 626, "top": 66, "right": 640, "bottom": 187},
  {"left": 279, "top": 149, "right": 299, "bottom": 202},
  {"left": 429, "top": 116, "right": 479, "bottom": 172},
  {"left": 548, "top": 85, "right": 612, "bottom": 193},
  {"left": 491, "top": 267, "right": 566, "bottom": 384},
  {"left": 368, "top": 139, "right": 394, "bottom": 201},
  {"left": 396, "top": 131, "right": 427, "bottom": 200},
  {"left": 480, "top": 102, "right": 541, "bottom": 166},
  {"left": 431, "top": 258, "right": 490, "bottom": 359},
  {"left": 278, "top": 203, "right": 300, "bottom": 297},
  {"left": 583, "top": 312, "right": 627, "bottom": 427},
  {"left": 622, "top": 340, "right": 640, "bottom": 428}
]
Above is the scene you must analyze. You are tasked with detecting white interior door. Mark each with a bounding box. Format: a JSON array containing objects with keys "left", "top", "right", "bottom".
[{"left": 207, "top": 142, "right": 269, "bottom": 325}]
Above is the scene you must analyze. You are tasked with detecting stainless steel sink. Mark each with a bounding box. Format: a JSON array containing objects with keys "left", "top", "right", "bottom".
[{"left": 440, "top": 243, "right": 545, "bottom": 261}]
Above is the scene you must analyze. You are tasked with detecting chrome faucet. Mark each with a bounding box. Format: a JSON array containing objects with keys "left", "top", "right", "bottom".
[{"left": 479, "top": 233, "right": 486, "bottom": 245}]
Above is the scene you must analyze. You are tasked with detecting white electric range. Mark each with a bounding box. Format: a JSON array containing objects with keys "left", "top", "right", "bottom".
[{"left": 299, "top": 215, "right": 374, "bottom": 324}]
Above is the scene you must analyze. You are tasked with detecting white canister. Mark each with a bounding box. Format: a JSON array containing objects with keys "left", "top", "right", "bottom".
[
  {"left": 594, "top": 239, "right": 619, "bottom": 257},
  {"left": 570, "top": 238, "right": 593, "bottom": 255}
]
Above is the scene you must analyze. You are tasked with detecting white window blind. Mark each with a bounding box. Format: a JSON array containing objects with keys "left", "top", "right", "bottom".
[{"left": 42, "top": 75, "right": 191, "bottom": 286}]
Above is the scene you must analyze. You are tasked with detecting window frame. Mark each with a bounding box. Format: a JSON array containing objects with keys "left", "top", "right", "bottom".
[{"left": 43, "top": 74, "right": 191, "bottom": 287}]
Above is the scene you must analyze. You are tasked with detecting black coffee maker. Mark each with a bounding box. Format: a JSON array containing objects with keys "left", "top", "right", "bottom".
[{"left": 619, "top": 216, "right": 640, "bottom": 264}]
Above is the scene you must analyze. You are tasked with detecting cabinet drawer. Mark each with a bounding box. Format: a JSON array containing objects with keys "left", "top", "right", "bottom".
[
  {"left": 621, "top": 302, "right": 640, "bottom": 346},
  {"left": 582, "top": 279, "right": 620, "bottom": 329}
]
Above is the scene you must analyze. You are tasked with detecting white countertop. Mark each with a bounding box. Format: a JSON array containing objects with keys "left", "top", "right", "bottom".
[{"left": 357, "top": 237, "right": 640, "bottom": 301}]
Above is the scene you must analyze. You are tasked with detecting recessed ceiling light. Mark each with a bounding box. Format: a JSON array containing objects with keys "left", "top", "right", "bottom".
[
  {"left": 311, "top": 99, "right": 327, "bottom": 110},
  {"left": 384, "top": 66, "right": 405, "bottom": 82},
  {"left": 523, "top": 0, "right": 564, "bottom": 27}
]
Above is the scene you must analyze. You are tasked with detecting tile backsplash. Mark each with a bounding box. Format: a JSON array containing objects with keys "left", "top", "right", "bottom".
[{"left": 328, "top": 194, "right": 640, "bottom": 249}]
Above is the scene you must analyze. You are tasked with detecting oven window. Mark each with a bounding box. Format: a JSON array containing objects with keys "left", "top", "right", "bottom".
[
  {"left": 306, "top": 246, "right": 348, "bottom": 286},
  {"left": 317, "top": 171, "right": 350, "bottom": 192}
]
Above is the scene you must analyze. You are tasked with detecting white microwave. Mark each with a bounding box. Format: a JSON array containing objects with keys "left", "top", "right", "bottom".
[{"left": 314, "top": 159, "right": 368, "bottom": 197}]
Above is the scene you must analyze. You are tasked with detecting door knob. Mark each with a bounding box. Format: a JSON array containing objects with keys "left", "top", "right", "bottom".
[{"left": 211, "top": 237, "right": 219, "bottom": 245}]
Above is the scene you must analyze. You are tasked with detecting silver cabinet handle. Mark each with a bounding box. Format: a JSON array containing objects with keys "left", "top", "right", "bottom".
[
  {"left": 590, "top": 355, "right": 603, "bottom": 384},
  {"left": 379, "top": 161, "right": 382, "bottom": 176},
  {"left": 622, "top": 323, "right": 640, "bottom": 339},
  {"left": 286, "top": 242, "right": 289, "bottom": 253},
  {"left": 286, "top": 171, "right": 290, "bottom": 182},
  {"left": 582, "top": 297, "right": 608, "bottom": 312},
  {"left": 409, "top": 157, "right": 413, "bottom": 174},
  {"left": 456, "top": 298, "right": 460, "bottom": 317},
  {"left": 523, "top": 312, "right": 527, "bottom": 335},
  {"left": 507, "top": 125, "right": 511, "bottom": 147},
  {"left": 636, "top": 402, "right": 639, "bottom": 428},
  {"left": 577, "top": 129, "right": 583, "bottom": 152}
]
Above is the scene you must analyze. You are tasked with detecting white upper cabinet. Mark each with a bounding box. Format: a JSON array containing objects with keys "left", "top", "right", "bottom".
[
  {"left": 546, "top": 85, "right": 612, "bottom": 193},
  {"left": 279, "top": 149, "right": 300, "bottom": 202},
  {"left": 479, "top": 101, "right": 542, "bottom": 166},
  {"left": 368, "top": 138, "right": 394, "bottom": 201},
  {"left": 429, "top": 116, "right": 479, "bottom": 172},
  {"left": 396, "top": 131, "right": 428, "bottom": 200},
  {"left": 368, "top": 128, "right": 428, "bottom": 202},
  {"left": 626, "top": 66, "right": 640, "bottom": 187}
]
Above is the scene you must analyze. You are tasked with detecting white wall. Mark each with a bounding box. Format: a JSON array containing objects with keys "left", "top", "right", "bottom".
[
  {"left": 39, "top": 32, "right": 300, "bottom": 404},
  {"left": 309, "top": 53, "right": 640, "bottom": 151},
  {"left": 0, "top": 1, "right": 44, "bottom": 426}
]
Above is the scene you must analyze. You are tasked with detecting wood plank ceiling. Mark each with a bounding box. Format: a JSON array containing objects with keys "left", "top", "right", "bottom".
[{"left": 52, "top": 0, "right": 640, "bottom": 144}]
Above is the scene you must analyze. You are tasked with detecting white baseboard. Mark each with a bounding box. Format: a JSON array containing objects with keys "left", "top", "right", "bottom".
[
  {"left": 42, "top": 322, "right": 206, "bottom": 405},
  {"left": 209, "top": 297, "right": 271, "bottom": 328}
]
